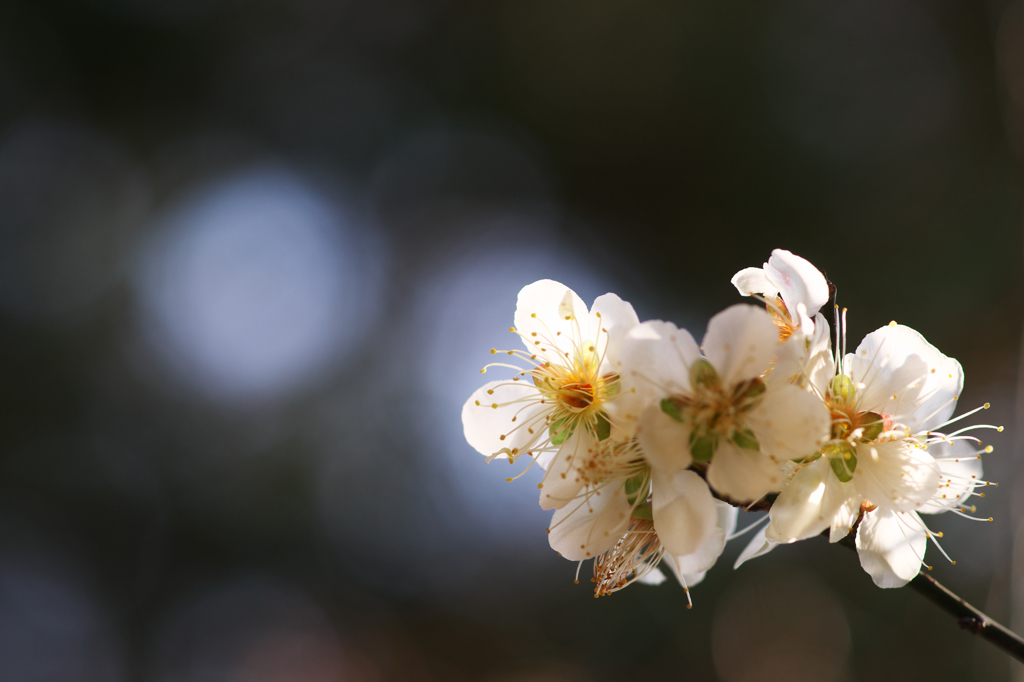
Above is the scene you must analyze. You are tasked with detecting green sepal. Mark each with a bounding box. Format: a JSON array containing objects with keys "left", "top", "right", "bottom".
[
  {"left": 593, "top": 413, "right": 611, "bottom": 441},
  {"left": 624, "top": 472, "right": 647, "bottom": 505},
  {"left": 859, "top": 412, "right": 885, "bottom": 442},
  {"left": 660, "top": 398, "right": 684, "bottom": 423},
  {"left": 733, "top": 377, "right": 767, "bottom": 403},
  {"left": 689, "top": 358, "right": 721, "bottom": 390},
  {"left": 828, "top": 444, "right": 857, "bottom": 482},
  {"left": 689, "top": 431, "right": 718, "bottom": 462},
  {"left": 549, "top": 417, "right": 575, "bottom": 445},
  {"left": 730, "top": 428, "right": 760, "bottom": 452},
  {"left": 630, "top": 502, "right": 654, "bottom": 520}
]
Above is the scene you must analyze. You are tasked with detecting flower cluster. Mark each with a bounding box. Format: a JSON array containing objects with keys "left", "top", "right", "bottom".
[{"left": 462, "top": 250, "right": 998, "bottom": 600}]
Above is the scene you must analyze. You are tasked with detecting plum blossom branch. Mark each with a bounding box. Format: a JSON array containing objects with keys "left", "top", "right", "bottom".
[
  {"left": 829, "top": 522, "right": 1024, "bottom": 663},
  {"left": 462, "top": 249, "right": 1010, "bottom": 662},
  {"left": 908, "top": 572, "right": 1024, "bottom": 664}
]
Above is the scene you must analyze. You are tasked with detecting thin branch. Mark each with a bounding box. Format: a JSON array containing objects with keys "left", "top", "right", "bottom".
[
  {"left": 829, "top": 523, "right": 1024, "bottom": 663},
  {"left": 907, "top": 572, "right": 1024, "bottom": 664}
]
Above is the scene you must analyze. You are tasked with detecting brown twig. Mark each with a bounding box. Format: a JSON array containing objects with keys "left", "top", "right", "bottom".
[
  {"left": 907, "top": 572, "right": 1024, "bottom": 664},
  {"left": 828, "top": 518, "right": 1024, "bottom": 663}
]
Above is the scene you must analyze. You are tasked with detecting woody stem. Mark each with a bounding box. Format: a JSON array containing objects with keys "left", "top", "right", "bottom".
[
  {"left": 906, "top": 571, "right": 1024, "bottom": 664},
  {"left": 829, "top": 528, "right": 1024, "bottom": 663}
]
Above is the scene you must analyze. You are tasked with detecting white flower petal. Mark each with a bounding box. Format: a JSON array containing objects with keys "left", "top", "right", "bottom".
[
  {"left": 856, "top": 509, "right": 926, "bottom": 588},
  {"left": 636, "top": 404, "right": 693, "bottom": 476},
  {"left": 513, "top": 279, "right": 588, "bottom": 358},
  {"left": 746, "top": 383, "right": 831, "bottom": 461},
  {"left": 767, "top": 333, "right": 810, "bottom": 388},
  {"left": 462, "top": 380, "right": 546, "bottom": 459},
  {"left": 919, "top": 439, "right": 984, "bottom": 514},
  {"left": 716, "top": 499, "right": 739, "bottom": 539},
  {"left": 765, "top": 458, "right": 857, "bottom": 543},
  {"left": 620, "top": 320, "right": 700, "bottom": 392},
  {"left": 731, "top": 267, "right": 779, "bottom": 299},
  {"left": 807, "top": 313, "right": 835, "bottom": 395},
  {"left": 702, "top": 305, "right": 780, "bottom": 385},
  {"left": 611, "top": 320, "right": 700, "bottom": 436},
  {"left": 854, "top": 440, "right": 940, "bottom": 512},
  {"left": 651, "top": 469, "right": 719, "bottom": 560},
  {"left": 660, "top": 554, "right": 708, "bottom": 590},
  {"left": 846, "top": 324, "right": 963, "bottom": 433},
  {"left": 734, "top": 524, "right": 777, "bottom": 569},
  {"left": 548, "top": 483, "right": 632, "bottom": 561},
  {"left": 672, "top": 501, "right": 734, "bottom": 575},
  {"left": 637, "top": 567, "right": 667, "bottom": 585},
  {"left": 588, "top": 292, "right": 640, "bottom": 371},
  {"left": 792, "top": 302, "right": 816, "bottom": 339},
  {"left": 538, "top": 429, "right": 590, "bottom": 510},
  {"left": 706, "top": 440, "right": 782, "bottom": 503},
  {"left": 764, "top": 249, "right": 829, "bottom": 316}
]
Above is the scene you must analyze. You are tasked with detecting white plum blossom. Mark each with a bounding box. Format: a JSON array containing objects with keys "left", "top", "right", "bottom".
[
  {"left": 732, "top": 249, "right": 833, "bottom": 389},
  {"left": 763, "top": 320, "right": 998, "bottom": 587},
  {"left": 459, "top": 252, "right": 999, "bottom": 600},
  {"left": 462, "top": 280, "right": 639, "bottom": 511},
  {"left": 731, "top": 248, "right": 829, "bottom": 341},
  {"left": 611, "top": 305, "right": 832, "bottom": 504}
]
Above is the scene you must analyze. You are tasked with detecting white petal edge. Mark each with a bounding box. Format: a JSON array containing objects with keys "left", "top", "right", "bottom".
[
  {"left": 651, "top": 469, "right": 719, "bottom": 559},
  {"left": 734, "top": 523, "right": 778, "bottom": 569},
  {"left": 462, "top": 381, "right": 546, "bottom": 459},
  {"left": 548, "top": 482, "right": 632, "bottom": 561},
  {"left": 846, "top": 324, "right": 963, "bottom": 434},
  {"left": 611, "top": 320, "right": 700, "bottom": 437},
  {"left": 745, "top": 383, "right": 832, "bottom": 461},
  {"left": 702, "top": 304, "right": 780, "bottom": 386},
  {"left": 538, "top": 429, "right": 591, "bottom": 510},
  {"left": 853, "top": 440, "right": 940, "bottom": 513},
  {"left": 764, "top": 249, "right": 829, "bottom": 316},
  {"left": 706, "top": 440, "right": 783, "bottom": 503},
  {"left": 766, "top": 458, "right": 859, "bottom": 544},
  {"left": 731, "top": 267, "right": 779, "bottom": 298},
  {"left": 856, "top": 508, "right": 927, "bottom": 588},
  {"left": 513, "top": 279, "right": 588, "bottom": 359},
  {"left": 588, "top": 292, "right": 640, "bottom": 373},
  {"left": 637, "top": 404, "right": 693, "bottom": 476}
]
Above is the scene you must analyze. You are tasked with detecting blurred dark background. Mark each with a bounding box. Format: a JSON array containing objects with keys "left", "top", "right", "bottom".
[{"left": 0, "top": 0, "right": 1022, "bottom": 680}]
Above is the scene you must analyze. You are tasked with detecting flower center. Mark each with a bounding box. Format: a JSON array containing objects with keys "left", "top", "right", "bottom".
[
  {"left": 821, "top": 374, "right": 890, "bottom": 481},
  {"left": 532, "top": 347, "right": 618, "bottom": 417},
  {"left": 660, "top": 359, "right": 766, "bottom": 461}
]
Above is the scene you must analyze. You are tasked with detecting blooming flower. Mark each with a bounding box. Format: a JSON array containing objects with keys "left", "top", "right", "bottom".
[
  {"left": 732, "top": 249, "right": 833, "bottom": 388},
  {"left": 459, "top": 251, "right": 1000, "bottom": 600},
  {"left": 731, "top": 248, "right": 829, "bottom": 341},
  {"left": 545, "top": 436, "right": 738, "bottom": 601},
  {"left": 461, "top": 280, "right": 639, "bottom": 510},
  {"left": 611, "top": 305, "right": 832, "bottom": 503},
  {"left": 763, "top": 320, "right": 998, "bottom": 587}
]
